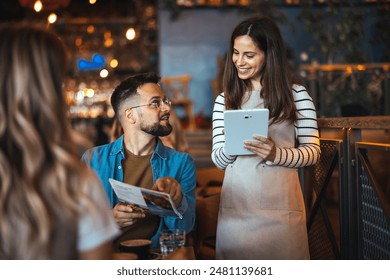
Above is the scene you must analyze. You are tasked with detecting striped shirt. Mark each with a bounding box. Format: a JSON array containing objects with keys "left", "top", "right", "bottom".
[{"left": 211, "top": 84, "right": 321, "bottom": 169}]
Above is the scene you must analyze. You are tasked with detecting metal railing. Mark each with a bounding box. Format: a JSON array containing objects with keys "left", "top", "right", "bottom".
[
  {"left": 301, "top": 116, "right": 390, "bottom": 259},
  {"left": 356, "top": 142, "right": 390, "bottom": 259},
  {"left": 302, "top": 138, "right": 342, "bottom": 259}
]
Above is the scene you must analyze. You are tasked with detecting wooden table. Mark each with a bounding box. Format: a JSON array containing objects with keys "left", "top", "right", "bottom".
[
  {"left": 162, "top": 247, "right": 196, "bottom": 260},
  {"left": 113, "top": 246, "right": 196, "bottom": 260}
]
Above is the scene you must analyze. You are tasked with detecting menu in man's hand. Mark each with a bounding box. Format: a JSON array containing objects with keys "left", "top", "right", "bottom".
[{"left": 108, "top": 178, "right": 183, "bottom": 219}]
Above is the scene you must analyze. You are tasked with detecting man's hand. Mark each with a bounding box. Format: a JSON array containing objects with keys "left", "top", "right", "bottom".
[
  {"left": 154, "top": 177, "right": 183, "bottom": 208},
  {"left": 112, "top": 203, "right": 146, "bottom": 228}
]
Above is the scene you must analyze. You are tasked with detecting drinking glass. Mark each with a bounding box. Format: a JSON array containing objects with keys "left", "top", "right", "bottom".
[{"left": 159, "top": 229, "right": 186, "bottom": 256}]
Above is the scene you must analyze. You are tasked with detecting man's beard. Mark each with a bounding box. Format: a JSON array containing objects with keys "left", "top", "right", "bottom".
[{"left": 141, "top": 121, "right": 172, "bottom": 137}]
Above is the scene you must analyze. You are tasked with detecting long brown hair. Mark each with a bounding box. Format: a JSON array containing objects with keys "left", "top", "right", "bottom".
[
  {"left": 0, "top": 22, "right": 95, "bottom": 259},
  {"left": 223, "top": 16, "right": 297, "bottom": 124}
]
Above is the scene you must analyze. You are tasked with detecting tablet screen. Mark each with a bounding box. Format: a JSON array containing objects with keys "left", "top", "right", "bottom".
[{"left": 224, "top": 108, "right": 269, "bottom": 156}]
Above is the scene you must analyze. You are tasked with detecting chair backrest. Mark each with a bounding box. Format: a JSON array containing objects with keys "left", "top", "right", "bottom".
[
  {"left": 196, "top": 167, "right": 225, "bottom": 189},
  {"left": 196, "top": 167, "right": 225, "bottom": 197},
  {"left": 161, "top": 74, "right": 191, "bottom": 101},
  {"left": 160, "top": 74, "right": 196, "bottom": 130},
  {"left": 195, "top": 192, "right": 221, "bottom": 259}
]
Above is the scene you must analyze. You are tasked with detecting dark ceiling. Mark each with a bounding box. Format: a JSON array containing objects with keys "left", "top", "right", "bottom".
[
  {"left": 0, "top": 0, "right": 25, "bottom": 20},
  {"left": 0, "top": 0, "right": 155, "bottom": 21}
]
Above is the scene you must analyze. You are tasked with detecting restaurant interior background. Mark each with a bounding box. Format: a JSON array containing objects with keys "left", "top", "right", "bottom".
[
  {"left": 1, "top": 1, "right": 388, "bottom": 132},
  {"left": 1, "top": 0, "right": 389, "bottom": 260}
]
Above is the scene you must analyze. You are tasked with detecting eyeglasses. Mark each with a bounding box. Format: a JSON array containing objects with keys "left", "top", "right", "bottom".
[{"left": 128, "top": 97, "right": 172, "bottom": 110}]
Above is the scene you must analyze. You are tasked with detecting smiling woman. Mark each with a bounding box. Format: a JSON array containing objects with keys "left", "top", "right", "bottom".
[
  {"left": 232, "top": 35, "right": 265, "bottom": 85},
  {"left": 211, "top": 16, "right": 320, "bottom": 260}
]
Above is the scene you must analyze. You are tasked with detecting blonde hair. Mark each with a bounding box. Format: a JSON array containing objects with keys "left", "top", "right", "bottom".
[{"left": 0, "top": 22, "right": 96, "bottom": 259}]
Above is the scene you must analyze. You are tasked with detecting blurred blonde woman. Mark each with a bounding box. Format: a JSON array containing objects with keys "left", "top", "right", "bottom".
[{"left": 0, "top": 22, "right": 119, "bottom": 259}]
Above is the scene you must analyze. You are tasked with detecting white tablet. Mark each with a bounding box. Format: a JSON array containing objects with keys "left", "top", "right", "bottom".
[{"left": 224, "top": 108, "right": 269, "bottom": 156}]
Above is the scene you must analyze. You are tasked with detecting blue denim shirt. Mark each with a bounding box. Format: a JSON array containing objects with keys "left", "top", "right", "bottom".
[{"left": 81, "top": 135, "right": 196, "bottom": 247}]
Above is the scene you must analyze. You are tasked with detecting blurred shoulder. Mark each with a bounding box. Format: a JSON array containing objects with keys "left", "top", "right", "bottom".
[
  {"left": 81, "top": 140, "right": 120, "bottom": 164},
  {"left": 292, "top": 84, "right": 312, "bottom": 100},
  {"left": 215, "top": 92, "right": 225, "bottom": 102}
]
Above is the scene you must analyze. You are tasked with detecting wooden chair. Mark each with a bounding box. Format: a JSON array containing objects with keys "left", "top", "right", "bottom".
[
  {"left": 194, "top": 167, "right": 224, "bottom": 259},
  {"left": 195, "top": 192, "right": 221, "bottom": 260},
  {"left": 160, "top": 74, "right": 196, "bottom": 130},
  {"left": 196, "top": 167, "right": 225, "bottom": 198}
]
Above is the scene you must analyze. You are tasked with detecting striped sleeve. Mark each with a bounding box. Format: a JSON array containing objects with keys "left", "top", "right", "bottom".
[
  {"left": 270, "top": 85, "right": 321, "bottom": 168},
  {"left": 211, "top": 93, "right": 237, "bottom": 169}
]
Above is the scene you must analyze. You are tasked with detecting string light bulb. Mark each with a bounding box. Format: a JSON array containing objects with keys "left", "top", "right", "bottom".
[
  {"left": 34, "top": 0, "right": 43, "bottom": 12},
  {"left": 126, "top": 28, "right": 136, "bottom": 41},
  {"left": 110, "top": 59, "right": 118, "bottom": 68},
  {"left": 48, "top": 13, "right": 57, "bottom": 24},
  {"left": 100, "top": 69, "right": 109, "bottom": 78}
]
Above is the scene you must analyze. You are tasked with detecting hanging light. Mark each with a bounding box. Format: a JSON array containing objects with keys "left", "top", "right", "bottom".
[
  {"left": 19, "top": 0, "right": 70, "bottom": 11},
  {"left": 34, "top": 0, "right": 43, "bottom": 12},
  {"left": 126, "top": 28, "right": 136, "bottom": 41},
  {"left": 100, "top": 69, "right": 109, "bottom": 78},
  {"left": 110, "top": 59, "right": 119, "bottom": 69},
  {"left": 47, "top": 13, "right": 57, "bottom": 23}
]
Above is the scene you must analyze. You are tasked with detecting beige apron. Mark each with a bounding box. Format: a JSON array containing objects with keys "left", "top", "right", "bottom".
[{"left": 216, "top": 95, "right": 309, "bottom": 260}]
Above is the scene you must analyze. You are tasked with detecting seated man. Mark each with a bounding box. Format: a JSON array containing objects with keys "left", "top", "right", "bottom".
[{"left": 82, "top": 72, "right": 196, "bottom": 248}]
